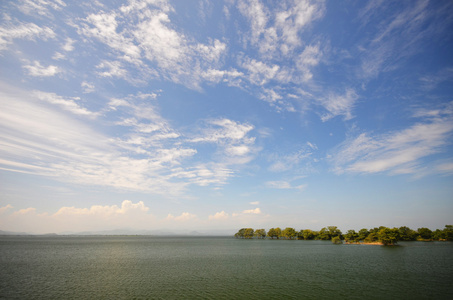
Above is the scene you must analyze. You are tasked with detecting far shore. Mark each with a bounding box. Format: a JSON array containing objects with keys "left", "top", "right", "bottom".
[{"left": 344, "top": 241, "right": 384, "bottom": 245}]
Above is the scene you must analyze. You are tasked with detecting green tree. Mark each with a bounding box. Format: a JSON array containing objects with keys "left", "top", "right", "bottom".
[
  {"left": 417, "top": 227, "right": 433, "bottom": 240},
  {"left": 444, "top": 225, "right": 453, "bottom": 241},
  {"left": 282, "top": 227, "right": 296, "bottom": 240},
  {"left": 432, "top": 229, "right": 445, "bottom": 241},
  {"left": 328, "top": 226, "right": 342, "bottom": 238},
  {"left": 318, "top": 227, "right": 331, "bottom": 240},
  {"left": 318, "top": 226, "right": 342, "bottom": 240},
  {"left": 267, "top": 228, "right": 277, "bottom": 239},
  {"left": 302, "top": 229, "right": 315, "bottom": 240},
  {"left": 398, "top": 226, "right": 417, "bottom": 241},
  {"left": 344, "top": 230, "right": 358, "bottom": 243},
  {"left": 364, "top": 232, "right": 379, "bottom": 243},
  {"left": 254, "top": 229, "right": 266, "bottom": 239},
  {"left": 297, "top": 230, "right": 304, "bottom": 240},
  {"left": 357, "top": 228, "right": 369, "bottom": 241},
  {"left": 331, "top": 236, "right": 342, "bottom": 244},
  {"left": 378, "top": 227, "right": 400, "bottom": 245},
  {"left": 235, "top": 228, "right": 246, "bottom": 238},
  {"left": 244, "top": 228, "right": 254, "bottom": 239},
  {"left": 275, "top": 227, "right": 282, "bottom": 239}
]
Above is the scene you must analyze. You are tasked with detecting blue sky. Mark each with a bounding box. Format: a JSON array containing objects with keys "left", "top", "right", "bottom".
[{"left": 1, "top": 0, "right": 452, "bottom": 234}]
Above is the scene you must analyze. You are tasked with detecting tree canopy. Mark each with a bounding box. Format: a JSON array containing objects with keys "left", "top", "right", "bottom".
[{"left": 234, "top": 225, "right": 453, "bottom": 245}]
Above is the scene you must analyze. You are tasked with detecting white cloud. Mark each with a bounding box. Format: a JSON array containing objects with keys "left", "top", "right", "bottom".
[
  {"left": 265, "top": 181, "right": 306, "bottom": 190},
  {"left": 268, "top": 148, "right": 313, "bottom": 172},
  {"left": 171, "top": 164, "right": 233, "bottom": 187},
  {"left": 296, "top": 42, "right": 322, "bottom": 81},
  {"left": 190, "top": 119, "right": 255, "bottom": 149},
  {"left": 237, "top": 0, "right": 269, "bottom": 46},
  {"left": 0, "top": 204, "right": 13, "bottom": 214},
  {"left": 80, "top": 3, "right": 228, "bottom": 90},
  {"left": 23, "top": 61, "right": 60, "bottom": 77},
  {"left": 52, "top": 52, "right": 66, "bottom": 60},
  {"left": 319, "top": 89, "right": 358, "bottom": 122},
  {"left": 242, "top": 207, "right": 261, "bottom": 214},
  {"left": 81, "top": 11, "right": 141, "bottom": 63},
  {"left": 54, "top": 200, "right": 149, "bottom": 216},
  {"left": 241, "top": 58, "right": 280, "bottom": 85},
  {"left": 166, "top": 212, "right": 197, "bottom": 221},
  {"left": 0, "top": 200, "right": 155, "bottom": 234},
  {"left": 96, "top": 60, "right": 127, "bottom": 78},
  {"left": 189, "top": 118, "right": 257, "bottom": 165},
  {"left": 330, "top": 108, "right": 453, "bottom": 175},
  {"left": 33, "top": 90, "right": 98, "bottom": 117},
  {"left": 16, "top": 0, "right": 66, "bottom": 17},
  {"left": 62, "top": 38, "right": 75, "bottom": 52},
  {"left": 238, "top": 0, "right": 325, "bottom": 57},
  {"left": 249, "top": 201, "right": 259, "bottom": 205},
  {"left": 0, "top": 22, "right": 55, "bottom": 51},
  {"left": 435, "top": 161, "right": 453, "bottom": 175},
  {"left": 208, "top": 211, "right": 229, "bottom": 220},
  {"left": 81, "top": 81, "right": 95, "bottom": 93},
  {"left": 358, "top": 1, "right": 448, "bottom": 79},
  {"left": 0, "top": 85, "right": 228, "bottom": 195}
]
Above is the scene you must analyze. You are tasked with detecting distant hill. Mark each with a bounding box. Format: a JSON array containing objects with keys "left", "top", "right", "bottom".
[
  {"left": 0, "top": 228, "right": 235, "bottom": 236},
  {"left": 0, "top": 230, "right": 31, "bottom": 235}
]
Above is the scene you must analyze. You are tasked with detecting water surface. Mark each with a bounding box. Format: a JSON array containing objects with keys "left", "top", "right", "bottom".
[{"left": 1, "top": 236, "right": 452, "bottom": 299}]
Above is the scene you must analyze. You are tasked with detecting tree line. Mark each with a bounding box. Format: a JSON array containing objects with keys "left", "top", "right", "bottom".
[{"left": 234, "top": 225, "right": 453, "bottom": 245}]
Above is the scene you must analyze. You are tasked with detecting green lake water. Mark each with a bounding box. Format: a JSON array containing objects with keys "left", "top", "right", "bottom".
[{"left": 1, "top": 236, "right": 452, "bottom": 299}]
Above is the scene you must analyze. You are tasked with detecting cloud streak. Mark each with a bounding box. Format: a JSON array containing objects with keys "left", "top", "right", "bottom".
[{"left": 330, "top": 104, "right": 453, "bottom": 176}]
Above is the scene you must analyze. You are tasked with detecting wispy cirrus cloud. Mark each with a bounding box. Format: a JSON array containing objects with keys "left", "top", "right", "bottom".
[
  {"left": 237, "top": 0, "right": 325, "bottom": 57},
  {"left": 79, "top": 1, "right": 228, "bottom": 90},
  {"left": 0, "top": 22, "right": 55, "bottom": 51},
  {"left": 330, "top": 103, "right": 453, "bottom": 176},
  {"left": 357, "top": 0, "right": 452, "bottom": 79},
  {"left": 189, "top": 118, "right": 257, "bottom": 164},
  {"left": 0, "top": 84, "right": 258, "bottom": 196},
  {"left": 319, "top": 88, "right": 358, "bottom": 122},
  {"left": 15, "top": 0, "right": 66, "bottom": 17},
  {"left": 33, "top": 90, "right": 99, "bottom": 117},
  {"left": 265, "top": 181, "right": 306, "bottom": 190}
]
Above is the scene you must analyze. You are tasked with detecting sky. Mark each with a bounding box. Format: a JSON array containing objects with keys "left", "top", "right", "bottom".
[{"left": 0, "top": 0, "right": 452, "bottom": 235}]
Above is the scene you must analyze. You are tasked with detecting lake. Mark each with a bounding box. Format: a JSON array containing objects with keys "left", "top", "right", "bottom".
[{"left": 0, "top": 236, "right": 452, "bottom": 299}]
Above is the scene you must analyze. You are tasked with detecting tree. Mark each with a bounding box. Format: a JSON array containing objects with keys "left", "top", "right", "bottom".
[
  {"left": 235, "top": 228, "right": 246, "bottom": 238},
  {"left": 254, "top": 229, "right": 266, "bottom": 239},
  {"left": 432, "top": 229, "right": 445, "bottom": 241},
  {"left": 331, "top": 236, "right": 342, "bottom": 244},
  {"left": 398, "top": 226, "right": 417, "bottom": 241},
  {"left": 297, "top": 230, "right": 304, "bottom": 240},
  {"left": 378, "top": 227, "right": 400, "bottom": 245},
  {"left": 417, "top": 227, "right": 433, "bottom": 240},
  {"left": 275, "top": 227, "right": 282, "bottom": 239},
  {"left": 318, "top": 227, "right": 331, "bottom": 240},
  {"left": 302, "top": 229, "right": 315, "bottom": 240},
  {"left": 318, "top": 226, "right": 342, "bottom": 240},
  {"left": 267, "top": 228, "right": 277, "bottom": 239},
  {"left": 282, "top": 227, "right": 296, "bottom": 240},
  {"left": 444, "top": 225, "right": 453, "bottom": 241},
  {"left": 327, "top": 226, "right": 342, "bottom": 238},
  {"left": 364, "top": 232, "right": 378, "bottom": 243},
  {"left": 344, "top": 230, "right": 358, "bottom": 243},
  {"left": 357, "top": 228, "right": 370, "bottom": 241},
  {"left": 244, "top": 228, "right": 254, "bottom": 239}
]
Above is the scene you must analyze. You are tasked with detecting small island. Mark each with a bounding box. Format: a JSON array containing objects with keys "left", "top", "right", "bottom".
[{"left": 234, "top": 225, "right": 453, "bottom": 246}]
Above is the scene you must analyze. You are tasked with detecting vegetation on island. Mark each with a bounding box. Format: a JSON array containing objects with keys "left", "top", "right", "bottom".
[{"left": 234, "top": 225, "right": 453, "bottom": 246}]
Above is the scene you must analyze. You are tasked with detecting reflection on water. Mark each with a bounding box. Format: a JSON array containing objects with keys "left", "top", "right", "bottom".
[{"left": 1, "top": 236, "right": 452, "bottom": 299}]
